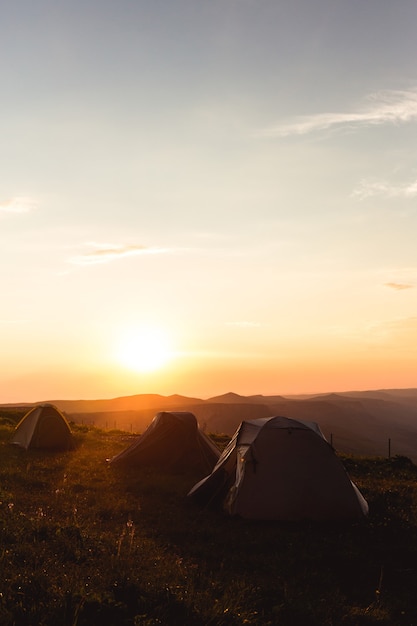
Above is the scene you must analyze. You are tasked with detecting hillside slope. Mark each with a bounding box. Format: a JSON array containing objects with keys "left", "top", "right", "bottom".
[{"left": 3, "top": 388, "right": 417, "bottom": 460}]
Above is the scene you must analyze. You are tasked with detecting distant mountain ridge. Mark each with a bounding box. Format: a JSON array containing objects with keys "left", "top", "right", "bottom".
[
  {"left": 2, "top": 388, "right": 417, "bottom": 461},
  {"left": 0, "top": 393, "right": 203, "bottom": 414}
]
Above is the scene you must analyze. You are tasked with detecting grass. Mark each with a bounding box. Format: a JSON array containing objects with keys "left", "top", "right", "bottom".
[{"left": 1, "top": 415, "right": 417, "bottom": 625}]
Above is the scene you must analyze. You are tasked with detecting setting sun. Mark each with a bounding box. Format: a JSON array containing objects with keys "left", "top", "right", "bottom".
[{"left": 116, "top": 327, "right": 172, "bottom": 373}]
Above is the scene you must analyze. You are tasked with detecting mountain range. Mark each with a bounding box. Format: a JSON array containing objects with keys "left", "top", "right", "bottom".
[{"left": 3, "top": 388, "right": 417, "bottom": 461}]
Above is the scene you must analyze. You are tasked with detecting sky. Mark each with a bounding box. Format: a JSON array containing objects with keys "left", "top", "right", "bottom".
[{"left": 1, "top": 0, "right": 417, "bottom": 402}]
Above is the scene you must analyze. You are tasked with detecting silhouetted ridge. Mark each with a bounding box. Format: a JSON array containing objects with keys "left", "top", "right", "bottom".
[{"left": 2, "top": 389, "right": 417, "bottom": 461}]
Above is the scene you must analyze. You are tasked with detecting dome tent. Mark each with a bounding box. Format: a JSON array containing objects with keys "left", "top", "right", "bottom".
[
  {"left": 188, "top": 416, "right": 369, "bottom": 521},
  {"left": 109, "top": 411, "right": 220, "bottom": 474},
  {"left": 10, "top": 403, "right": 74, "bottom": 451}
]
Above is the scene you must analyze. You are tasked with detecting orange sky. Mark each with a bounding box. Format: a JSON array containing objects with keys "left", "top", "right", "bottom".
[
  {"left": 1, "top": 2, "right": 417, "bottom": 403},
  {"left": 2, "top": 343, "right": 416, "bottom": 403}
]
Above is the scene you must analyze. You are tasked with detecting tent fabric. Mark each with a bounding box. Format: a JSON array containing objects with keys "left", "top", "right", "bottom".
[
  {"left": 188, "top": 416, "right": 369, "bottom": 521},
  {"left": 109, "top": 411, "right": 220, "bottom": 473},
  {"left": 10, "top": 403, "right": 74, "bottom": 451}
]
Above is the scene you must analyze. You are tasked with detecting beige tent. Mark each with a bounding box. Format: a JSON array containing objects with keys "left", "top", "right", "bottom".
[
  {"left": 109, "top": 411, "right": 220, "bottom": 474},
  {"left": 188, "top": 416, "right": 369, "bottom": 521},
  {"left": 10, "top": 403, "right": 74, "bottom": 451}
]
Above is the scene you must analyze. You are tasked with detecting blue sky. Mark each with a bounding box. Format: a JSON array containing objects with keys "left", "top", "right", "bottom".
[{"left": 1, "top": 1, "right": 417, "bottom": 401}]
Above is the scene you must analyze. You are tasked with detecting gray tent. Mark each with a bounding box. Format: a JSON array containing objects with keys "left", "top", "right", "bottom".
[
  {"left": 10, "top": 403, "right": 74, "bottom": 451},
  {"left": 188, "top": 416, "right": 369, "bottom": 521},
  {"left": 109, "top": 411, "right": 220, "bottom": 474}
]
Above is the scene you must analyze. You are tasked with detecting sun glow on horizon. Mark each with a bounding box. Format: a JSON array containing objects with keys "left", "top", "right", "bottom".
[{"left": 115, "top": 326, "right": 173, "bottom": 373}]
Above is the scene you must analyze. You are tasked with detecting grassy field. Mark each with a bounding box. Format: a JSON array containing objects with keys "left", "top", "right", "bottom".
[{"left": 1, "top": 411, "right": 417, "bottom": 625}]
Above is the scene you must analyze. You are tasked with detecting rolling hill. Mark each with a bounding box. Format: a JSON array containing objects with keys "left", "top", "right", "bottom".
[{"left": 2, "top": 388, "right": 417, "bottom": 461}]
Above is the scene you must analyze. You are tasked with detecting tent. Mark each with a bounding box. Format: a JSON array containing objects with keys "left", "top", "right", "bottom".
[
  {"left": 188, "top": 416, "right": 369, "bottom": 521},
  {"left": 10, "top": 403, "right": 74, "bottom": 451},
  {"left": 109, "top": 411, "right": 221, "bottom": 474}
]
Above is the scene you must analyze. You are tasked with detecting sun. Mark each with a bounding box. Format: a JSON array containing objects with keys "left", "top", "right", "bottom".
[{"left": 116, "top": 326, "right": 172, "bottom": 372}]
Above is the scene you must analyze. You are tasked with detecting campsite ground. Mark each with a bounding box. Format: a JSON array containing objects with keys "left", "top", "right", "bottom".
[{"left": 1, "top": 413, "right": 417, "bottom": 625}]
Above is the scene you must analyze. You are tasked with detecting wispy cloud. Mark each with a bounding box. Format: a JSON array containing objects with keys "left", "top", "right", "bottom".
[
  {"left": 328, "top": 316, "right": 417, "bottom": 348},
  {"left": 385, "top": 282, "right": 414, "bottom": 291},
  {"left": 258, "top": 88, "right": 417, "bottom": 138},
  {"left": 352, "top": 178, "right": 417, "bottom": 200},
  {"left": 0, "top": 196, "right": 38, "bottom": 214},
  {"left": 367, "top": 317, "right": 417, "bottom": 345},
  {"left": 226, "top": 321, "right": 261, "bottom": 328},
  {"left": 69, "top": 242, "right": 169, "bottom": 265}
]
